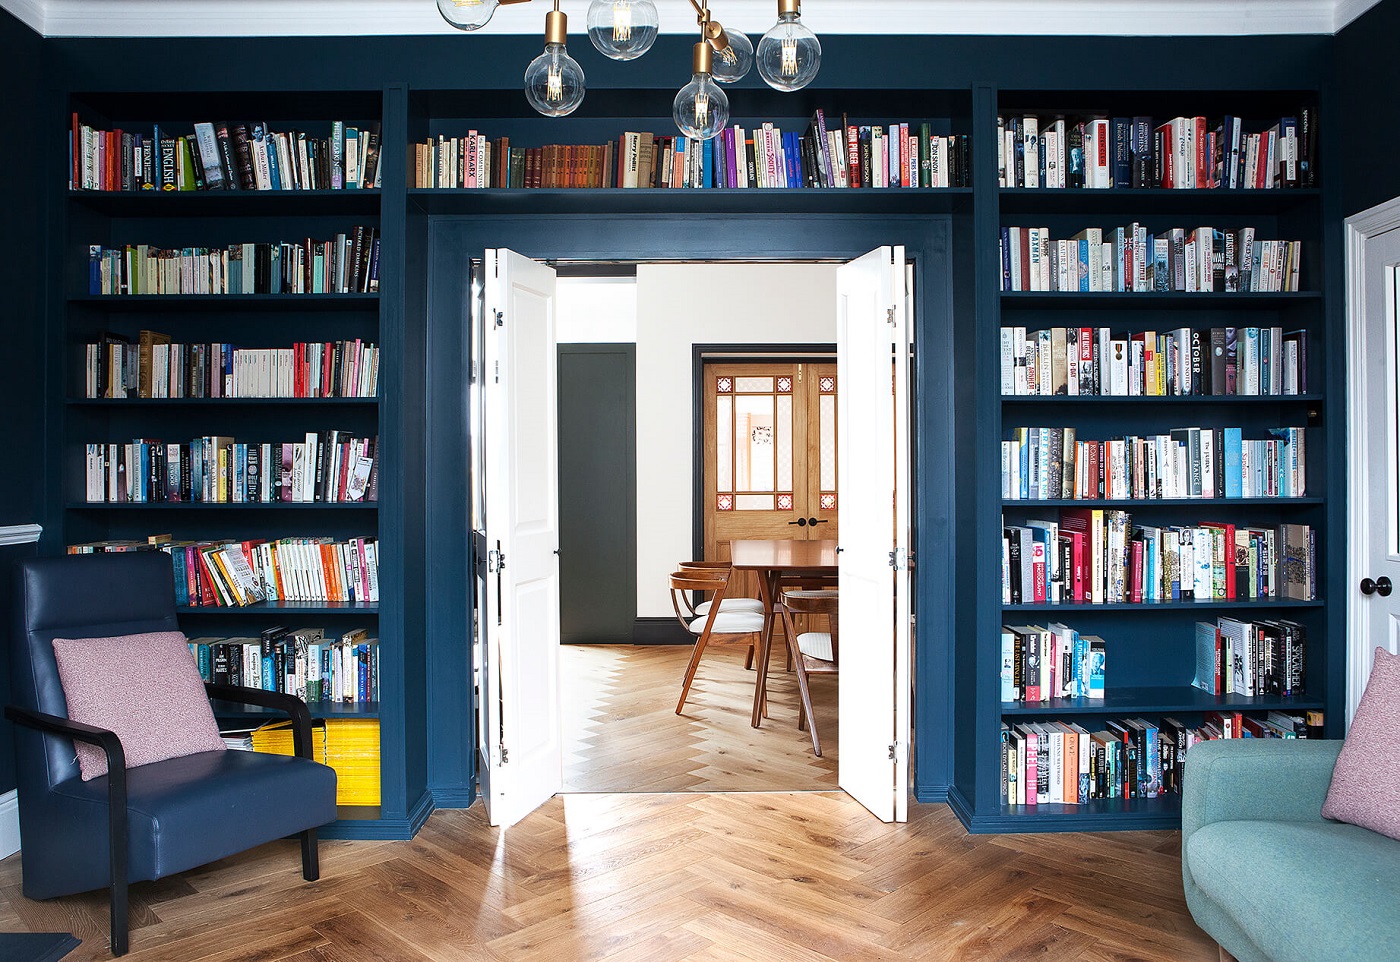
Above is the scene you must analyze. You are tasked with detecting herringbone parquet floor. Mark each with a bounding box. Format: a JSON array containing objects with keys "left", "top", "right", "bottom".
[
  {"left": 562, "top": 643, "right": 838, "bottom": 793},
  {"left": 0, "top": 794, "right": 1217, "bottom": 961},
  {"left": 0, "top": 643, "right": 1221, "bottom": 961}
]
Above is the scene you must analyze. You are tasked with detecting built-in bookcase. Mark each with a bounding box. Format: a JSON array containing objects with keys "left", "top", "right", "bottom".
[
  {"left": 947, "top": 87, "right": 1342, "bottom": 833},
  {"left": 53, "top": 90, "right": 390, "bottom": 834}
]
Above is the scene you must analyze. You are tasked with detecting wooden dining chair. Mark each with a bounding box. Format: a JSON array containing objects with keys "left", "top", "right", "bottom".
[
  {"left": 670, "top": 569, "right": 765, "bottom": 714},
  {"left": 778, "top": 588, "right": 840, "bottom": 756},
  {"left": 677, "top": 560, "right": 765, "bottom": 668}
]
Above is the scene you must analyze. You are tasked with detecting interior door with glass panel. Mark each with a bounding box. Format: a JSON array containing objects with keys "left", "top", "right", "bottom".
[{"left": 703, "top": 361, "right": 838, "bottom": 595}]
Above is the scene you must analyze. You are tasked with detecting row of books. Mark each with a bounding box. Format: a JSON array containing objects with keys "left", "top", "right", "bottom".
[
  {"left": 997, "top": 110, "right": 1316, "bottom": 190},
  {"left": 1000, "top": 623, "right": 1106, "bottom": 703},
  {"left": 87, "top": 228, "right": 381, "bottom": 296},
  {"left": 84, "top": 335, "right": 378, "bottom": 401},
  {"left": 1001, "top": 326, "right": 1308, "bottom": 397},
  {"left": 70, "top": 115, "right": 383, "bottom": 192},
  {"left": 1001, "top": 710, "right": 1321, "bottom": 806},
  {"left": 65, "top": 534, "right": 379, "bottom": 605},
  {"left": 1000, "top": 225, "right": 1302, "bottom": 293},
  {"left": 1002, "top": 426, "right": 1307, "bottom": 501},
  {"left": 1001, "top": 514, "right": 1316, "bottom": 604},
  {"left": 83, "top": 432, "right": 378, "bottom": 504},
  {"left": 1193, "top": 616, "right": 1308, "bottom": 698},
  {"left": 412, "top": 117, "right": 972, "bottom": 191},
  {"left": 191, "top": 626, "right": 379, "bottom": 704}
]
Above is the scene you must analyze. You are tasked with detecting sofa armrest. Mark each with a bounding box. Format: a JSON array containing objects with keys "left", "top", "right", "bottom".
[{"left": 1182, "top": 738, "right": 1341, "bottom": 839}]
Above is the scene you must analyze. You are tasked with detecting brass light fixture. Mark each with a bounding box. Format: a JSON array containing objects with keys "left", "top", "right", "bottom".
[{"left": 436, "top": 0, "right": 820, "bottom": 127}]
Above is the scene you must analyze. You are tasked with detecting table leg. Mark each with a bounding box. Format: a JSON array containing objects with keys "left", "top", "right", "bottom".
[{"left": 751, "top": 569, "right": 779, "bottom": 728}]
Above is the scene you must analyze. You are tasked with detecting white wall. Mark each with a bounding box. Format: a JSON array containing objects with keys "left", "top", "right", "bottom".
[
  {"left": 556, "top": 276, "right": 637, "bottom": 344},
  {"left": 634, "top": 263, "right": 838, "bottom": 617}
]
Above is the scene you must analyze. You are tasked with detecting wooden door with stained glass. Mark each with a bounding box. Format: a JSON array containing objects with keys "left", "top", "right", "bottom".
[{"left": 702, "top": 361, "right": 839, "bottom": 598}]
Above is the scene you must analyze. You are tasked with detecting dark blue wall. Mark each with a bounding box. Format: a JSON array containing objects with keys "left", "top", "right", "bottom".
[
  {"left": 8, "top": 23, "right": 1338, "bottom": 812},
  {"left": 0, "top": 9, "right": 45, "bottom": 797},
  {"left": 1338, "top": 0, "right": 1399, "bottom": 215}
]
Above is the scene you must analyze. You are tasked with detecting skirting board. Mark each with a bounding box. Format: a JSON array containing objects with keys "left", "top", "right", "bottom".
[
  {"left": 0, "top": 790, "right": 19, "bottom": 859},
  {"left": 632, "top": 617, "right": 692, "bottom": 646}
]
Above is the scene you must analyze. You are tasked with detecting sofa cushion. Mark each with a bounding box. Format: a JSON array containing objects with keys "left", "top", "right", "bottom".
[
  {"left": 1187, "top": 819, "right": 1400, "bottom": 962},
  {"left": 51, "top": 630, "right": 225, "bottom": 780},
  {"left": 1323, "top": 646, "right": 1400, "bottom": 840}
]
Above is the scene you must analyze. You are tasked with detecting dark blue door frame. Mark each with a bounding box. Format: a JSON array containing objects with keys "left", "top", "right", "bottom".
[{"left": 425, "top": 213, "right": 958, "bottom": 807}]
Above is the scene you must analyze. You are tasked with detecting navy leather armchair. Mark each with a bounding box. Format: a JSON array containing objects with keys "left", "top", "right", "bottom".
[{"left": 5, "top": 553, "right": 338, "bottom": 956}]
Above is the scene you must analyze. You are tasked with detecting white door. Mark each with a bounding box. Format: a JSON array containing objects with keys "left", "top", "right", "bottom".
[
  {"left": 1348, "top": 212, "right": 1400, "bottom": 724},
  {"left": 836, "top": 246, "right": 912, "bottom": 822},
  {"left": 479, "top": 248, "right": 562, "bottom": 827}
]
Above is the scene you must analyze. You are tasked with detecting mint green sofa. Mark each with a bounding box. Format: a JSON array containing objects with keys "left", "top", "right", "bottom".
[{"left": 1182, "top": 739, "right": 1400, "bottom": 962}]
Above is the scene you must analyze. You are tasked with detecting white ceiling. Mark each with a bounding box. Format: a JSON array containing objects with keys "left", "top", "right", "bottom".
[{"left": 0, "top": 0, "right": 1383, "bottom": 38}]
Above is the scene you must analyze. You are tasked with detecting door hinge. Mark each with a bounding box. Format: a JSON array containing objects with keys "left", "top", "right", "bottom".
[
  {"left": 889, "top": 548, "right": 908, "bottom": 570},
  {"left": 887, "top": 306, "right": 897, "bottom": 327},
  {"left": 500, "top": 744, "right": 509, "bottom": 765},
  {"left": 494, "top": 309, "right": 505, "bottom": 329},
  {"left": 888, "top": 743, "right": 897, "bottom": 761},
  {"left": 487, "top": 549, "right": 506, "bottom": 573}
]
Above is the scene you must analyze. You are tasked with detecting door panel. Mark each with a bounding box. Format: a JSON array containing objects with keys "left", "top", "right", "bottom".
[
  {"left": 480, "top": 248, "right": 562, "bottom": 828},
  {"left": 1352, "top": 226, "right": 1400, "bottom": 724},
  {"left": 836, "top": 246, "right": 911, "bottom": 823},
  {"left": 703, "top": 361, "right": 837, "bottom": 598}
]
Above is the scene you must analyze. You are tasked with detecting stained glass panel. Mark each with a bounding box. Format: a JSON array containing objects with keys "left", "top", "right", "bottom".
[
  {"left": 820, "top": 493, "right": 837, "bottom": 510},
  {"left": 717, "top": 376, "right": 732, "bottom": 393},
  {"left": 820, "top": 375, "right": 836, "bottom": 393},
  {"left": 777, "top": 493, "right": 794, "bottom": 510},
  {"left": 716, "top": 395, "right": 732, "bottom": 493},
  {"left": 776, "top": 376, "right": 793, "bottom": 393},
  {"left": 736, "top": 376, "right": 774, "bottom": 393},
  {"left": 717, "top": 494, "right": 734, "bottom": 511}
]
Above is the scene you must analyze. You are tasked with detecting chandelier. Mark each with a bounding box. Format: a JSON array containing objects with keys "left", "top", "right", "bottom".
[{"left": 435, "top": 0, "right": 822, "bottom": 139}]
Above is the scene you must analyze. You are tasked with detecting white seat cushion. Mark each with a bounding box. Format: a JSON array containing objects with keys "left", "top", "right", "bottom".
[
  {"left": 695, "top": 598, "right": 765, "bottom": 616},
  {"left": 797, "top": 631, "right": 834, "bottom": 662},
  {"left": 689, "top": 611, "right": 765, "bottom": 635}
]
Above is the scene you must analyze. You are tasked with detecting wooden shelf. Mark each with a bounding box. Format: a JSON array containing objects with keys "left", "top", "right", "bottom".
[
  {"left": 1002, "top": 497, "right": 1323, "bottom": 507},
  {"left": 69, "top": 188, "right": 382, "bottom": 216},
  {"left": 1000, "top": 291, "right": 1321, "bottom": 308},
  {"left": 998, "top": 186, "right": 1322, "bottom": 215},
  {"left": 69, "top": 293, "right": 380, "bottom": 311},
  {"left": 1001, "top": 685, "right": 1323, "bottom": 716},
  {"left": 409, "top": 186, "right": 973, "bottom": 216},
  {"left": 212, "top": 699, "right": 380, "bottom": 720},
  {"left": 178, "top": 601, "right": 378, "bottom": 614},
  {"left": 1003, "top": 598, "right": 1322, "bottom": 612}
]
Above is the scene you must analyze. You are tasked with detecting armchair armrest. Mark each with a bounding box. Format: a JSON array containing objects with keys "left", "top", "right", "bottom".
[
  {"left": 4, "top": 704, "right": 130, "bottom": 954},
  {"left": 1182, "top": 738, "right": 1342, "bottom": 841},
  {"left": 204, "top": 683, "right": 316, "bottom": 760}
]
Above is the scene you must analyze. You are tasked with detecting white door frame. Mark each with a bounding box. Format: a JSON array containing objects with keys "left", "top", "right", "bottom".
[{"left": 1345, "top": 197, "right": 1400, "bottom": 724}]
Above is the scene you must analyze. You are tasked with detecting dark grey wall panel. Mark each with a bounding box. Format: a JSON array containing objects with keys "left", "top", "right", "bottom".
[{"left": 558, "top": 345, "right": 637, "bottom": 645}]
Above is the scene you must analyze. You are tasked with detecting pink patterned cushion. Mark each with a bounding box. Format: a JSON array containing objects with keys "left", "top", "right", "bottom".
[
  {"left": 1323, "top": 647, "right": 1400, "bottom": 840},
  {"left": 51, "top": 631, "right": 225, "bottom": 781}
]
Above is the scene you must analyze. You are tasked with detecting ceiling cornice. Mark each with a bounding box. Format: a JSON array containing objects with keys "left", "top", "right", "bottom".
[{"left": 0, "top": 0, "right": 1384, "bottom": 38}]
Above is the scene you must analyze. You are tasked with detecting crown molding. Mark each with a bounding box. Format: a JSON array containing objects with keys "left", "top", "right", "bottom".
[{"left": 0, "top": 0, "right": 1376, "bottom": 38}]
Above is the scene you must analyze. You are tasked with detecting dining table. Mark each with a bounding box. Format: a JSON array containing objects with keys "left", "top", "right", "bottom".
[{"left": 727, "top": 538, "right": 839, "bottom": 728}]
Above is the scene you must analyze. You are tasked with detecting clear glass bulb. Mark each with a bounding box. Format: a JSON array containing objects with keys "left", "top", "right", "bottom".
[
  {"left": 436, "top": 0, "right": 498, "bottom": 31},
  {"left": 524, "top": 42, "right": 587, "bottom": 118},
  {"left": 586, "top": 0, "right": 659, "bottom": 61},
  {"left": 711, "top": 30, "right": 753, "bottom": 84},
  {"left": 673, "top": 72, "right": 729, "bottom": 141},
  {"left": 756, "top": 12, "right": 821, "bottom": 92}
]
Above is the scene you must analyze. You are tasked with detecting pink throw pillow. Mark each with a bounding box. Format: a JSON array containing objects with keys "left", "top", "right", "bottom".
[
  {"left": 51, "top": 631, "right": 225, "bottom": 781},
  {"left": 1323, "top": 646, "right": 1400, "bottom": 840}
]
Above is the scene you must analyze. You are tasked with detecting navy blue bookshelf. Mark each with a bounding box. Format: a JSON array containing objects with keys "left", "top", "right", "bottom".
[{"left": 954, "top": 84, "right": 1340, "bottom": 834}]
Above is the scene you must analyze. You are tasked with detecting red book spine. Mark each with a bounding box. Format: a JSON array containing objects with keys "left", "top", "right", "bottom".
[{"left": 1131, "top": 539, "right": 1144, "bottom": 603}]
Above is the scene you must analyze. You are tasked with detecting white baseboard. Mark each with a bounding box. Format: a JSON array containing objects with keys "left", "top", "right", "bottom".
[{"left": 0, "top": 790, "right": 18, "bottom": 859}]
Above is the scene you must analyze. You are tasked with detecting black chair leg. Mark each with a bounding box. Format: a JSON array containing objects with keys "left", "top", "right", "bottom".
[
  {"left": 109, "top": 874, "right": 129, "bottom": 957},
  {"left": 301, "top": 827, "right": 320, "bottom": 881}
]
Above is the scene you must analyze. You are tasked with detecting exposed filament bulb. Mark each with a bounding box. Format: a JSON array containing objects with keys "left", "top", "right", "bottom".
[
  {"left": 781, "top": 36, "right": 798, "bottom": 77},
  {"left": 611, "top": 1, "right": 632, "bottom": 40}
]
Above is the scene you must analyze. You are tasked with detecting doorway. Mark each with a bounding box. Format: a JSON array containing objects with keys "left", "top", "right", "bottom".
[{"left": 422, "top": 213, "right": 955, "bottom": 826}]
